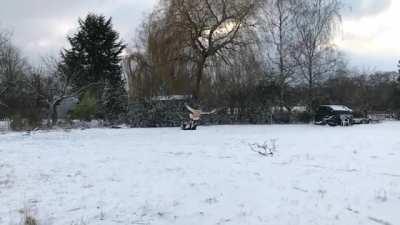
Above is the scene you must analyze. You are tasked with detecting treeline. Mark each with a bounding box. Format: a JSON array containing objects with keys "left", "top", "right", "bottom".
[
  {"left": 0, "top": 30, "right": 48, "bottom": 129},
  {"left": 1, "top": 0, "right": 400, "bottom": 129},
  {"left": 124, "top": 0, "right": 400, "bottom": 121},
  {"left": 0, "top": 15, "right": 128, "bottom": 130}
]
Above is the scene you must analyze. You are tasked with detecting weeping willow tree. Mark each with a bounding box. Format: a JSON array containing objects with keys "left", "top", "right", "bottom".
[
  {"left": 125, "top": 0, "right": 259, "bottom": 102},
  {"left": 168, "top": 0, "right": 258, "bottom": 99},
  {"left": 124, "top": 5, "right": 194, "bottom": 102}
]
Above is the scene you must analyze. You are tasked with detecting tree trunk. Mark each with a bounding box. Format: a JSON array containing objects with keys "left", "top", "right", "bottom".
[
  {"left": 307, "top": 57, "right": 314, "bottom": 112},
  {"left": 47, "top": 105, "right": 52, "bottom": 128},
  {"left": 308, "top": 76, "right": 314, "bottom": 113},
  {"left": 193, "top": 56, "right": 206, "bottom": 100},
  {"left": 278, "top": 52, "right": 285, "bottom": 109},
  {"left": 51, "top": 100, "right": 62, "bottom": 127},
  {"left": 279, "top": 84, "right": 285, "bottom": 110},
  {"left": 278, "top": 0, "right": 285, "bottom": 110},
  {"left": 51, "top": 104, "right": 58, "bottom": 126}
]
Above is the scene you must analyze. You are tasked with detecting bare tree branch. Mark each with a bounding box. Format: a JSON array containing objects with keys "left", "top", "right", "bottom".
[{"left": 171, "top": 0, "right": 257, "bottom": 99}]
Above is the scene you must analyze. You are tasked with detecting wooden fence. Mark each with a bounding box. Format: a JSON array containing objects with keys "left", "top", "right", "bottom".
[
  {"left": 368, "top": 112, "right": 396, "bottom": 122},
  {"left": 0, "top": 118, "right": 11, "bottom": 132}
]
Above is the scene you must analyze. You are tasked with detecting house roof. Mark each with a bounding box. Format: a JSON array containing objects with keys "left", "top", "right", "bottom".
[
  {"left": 322, "top": 105, "right": 353, "bottom": 112},
  {"left": 150, "top": 95, "right": 192, "bottom": 101}
]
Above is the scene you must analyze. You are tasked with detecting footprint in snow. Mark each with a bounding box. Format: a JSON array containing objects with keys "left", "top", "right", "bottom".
[
  {"left": 205, "top": 197, "right": 218, "bottom": 204},
  {"left": 368, "top": 216, "right": 392, "bottom": 225}
]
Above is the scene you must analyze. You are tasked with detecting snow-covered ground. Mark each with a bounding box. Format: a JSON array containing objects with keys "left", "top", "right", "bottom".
[{"left": 1, "top": 122, "right": 400, "bottom": 225}]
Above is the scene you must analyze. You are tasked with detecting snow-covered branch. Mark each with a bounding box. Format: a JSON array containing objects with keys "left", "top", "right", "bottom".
[{"left": 248, "top": 139, "right": 277, "bottom": 157}]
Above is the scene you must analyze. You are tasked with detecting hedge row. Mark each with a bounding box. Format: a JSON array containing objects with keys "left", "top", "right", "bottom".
[{"left": 127, "top": 100, "right": 313, "bottom": 127}]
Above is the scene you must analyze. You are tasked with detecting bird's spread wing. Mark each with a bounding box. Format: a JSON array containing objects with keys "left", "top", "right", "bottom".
[
  {"left": 200, "top": 109, "right": 217, "bottom": 115},
  {"left": 186, "top": 104, "right": 217, "bottom": 115},
  {"left": 185, "top": 104, "right": 196, "bottom": 113}
]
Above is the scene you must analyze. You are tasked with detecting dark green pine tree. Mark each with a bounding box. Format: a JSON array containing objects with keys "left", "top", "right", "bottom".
[
  {"left": 101, "top": 80, "right": 128, "bottom": 122},
  {"left": 60, "top": 13, "right": 127, "bottom": 121}
]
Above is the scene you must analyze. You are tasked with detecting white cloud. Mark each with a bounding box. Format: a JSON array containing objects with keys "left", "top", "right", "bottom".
[
  {"left": 0, "top": 0, "right": 156, "bottom": 65},
  {"left": 1, "top": 0, "right": 399, "bottom": 71},
  {"left": 336, "top": 0, "right": 399, "bottom": 71},
  {"left": 341, "top": 0, "right": 392, "bottom": 19}
]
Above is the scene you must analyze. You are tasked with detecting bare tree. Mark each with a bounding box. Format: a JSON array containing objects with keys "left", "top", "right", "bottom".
[
  {"left": 208, "top": 43, "right": 265, "bottom": 108},
  {"left": 0, "top": 33, "right": 28, "bottom": 112},
  {"left": 0, "top": 28, "right": 11, "bottom": 47},
  {"left": 169, "top": 0, "right": 258, "bottom": 99},
  {"left": 259, "top": 0, "right": 298, "bottom": 109},
  {"left": 291, "top": 0, "right": 341, "bottom": 110},
  {"left": 0, "top": 87, "right": 8, "bottom": 108},
  {"left": 37, "top": 57, "right": 103, "bottom": 126}
]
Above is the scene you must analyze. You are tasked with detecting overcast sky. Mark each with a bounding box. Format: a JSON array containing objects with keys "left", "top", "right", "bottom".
[{"left": 0, "top": 0, "right": 398, "bottom": 71}]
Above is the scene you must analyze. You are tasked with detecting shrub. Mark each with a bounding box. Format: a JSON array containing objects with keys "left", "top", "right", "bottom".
[
  {"left": 272, "top": 111, "right": 291, "bottom": 124},
  {"left": 293, "top": 111, "right": 314, "bottom": 123},
  {"left": 127, "top": 100, "right": 188, "bottom": 127},
  {"left": 70, "top": 92, "right": 97, "bottom": 121},
  {"left": 8, "top": 113, "right": 42, "bottom": 131},
  {"left": 101, "top": 81, "right": 128, "bottom": 123}
]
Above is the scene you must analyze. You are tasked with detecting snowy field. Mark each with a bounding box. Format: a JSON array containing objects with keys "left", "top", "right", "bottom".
[{"left": 1, "top": 122, "right": 400, "bottom": 225}]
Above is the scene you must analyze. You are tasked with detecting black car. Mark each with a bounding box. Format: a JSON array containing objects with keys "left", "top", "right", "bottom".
[{"left": 315, "top": 105, "right": 353, "bottom": 126}]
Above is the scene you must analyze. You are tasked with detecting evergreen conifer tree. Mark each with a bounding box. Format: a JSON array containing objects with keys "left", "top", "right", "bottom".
[{"left": 60, "top": 14, "right": 127, "bottom": 120}]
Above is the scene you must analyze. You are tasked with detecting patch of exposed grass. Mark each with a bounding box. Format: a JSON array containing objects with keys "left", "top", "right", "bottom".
[
  {"left": 19, "top": 208, "right": 39, "bottom": 225},
  {"left": 23, "top": 215, "right": 38, "bottom": 225}
]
